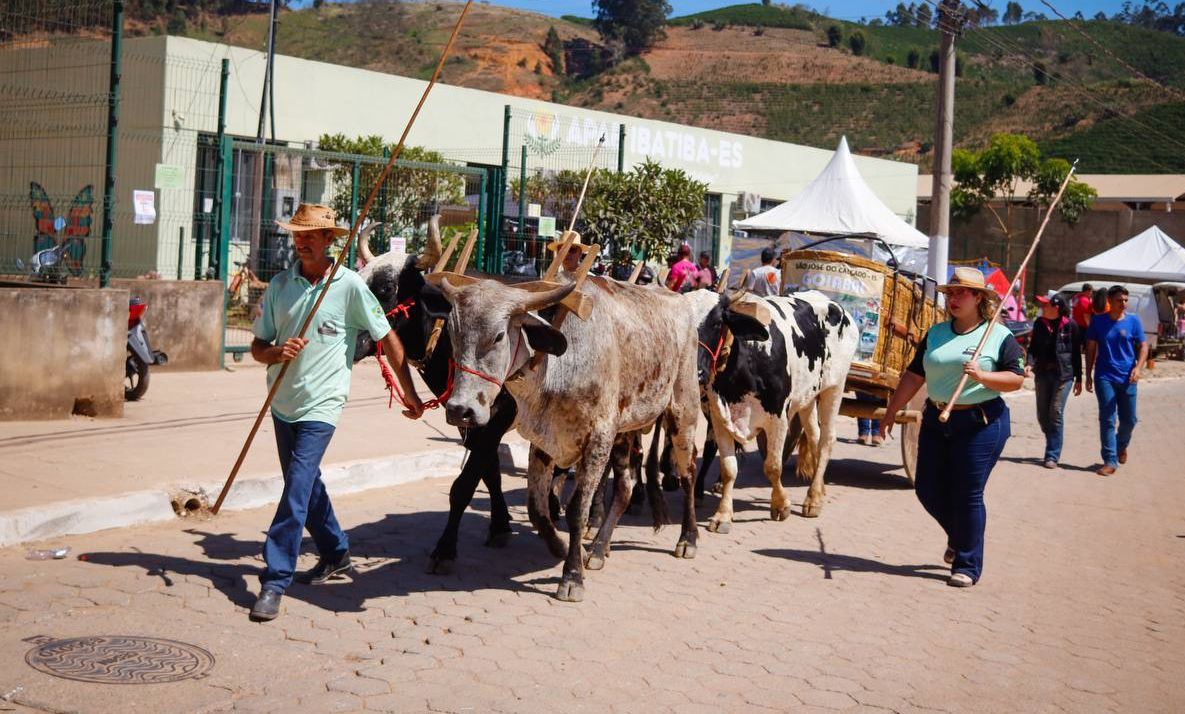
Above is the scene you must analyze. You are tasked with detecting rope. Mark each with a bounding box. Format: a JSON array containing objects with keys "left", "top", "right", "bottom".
[{"left": 699, "top": 331, "right": 727, "bottom": 377}]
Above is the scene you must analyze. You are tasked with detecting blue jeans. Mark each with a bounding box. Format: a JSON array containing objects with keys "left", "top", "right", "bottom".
[
  {"left": 915, "top": 398, "right": 1010, "bottom": 583},
  {"left": 260, "top": 417, "right": 349, "bottom": 593},
  {"left": 1094, "top": 379, "right": 1137, "bottom": 468},
  {"left": 1034, "top": 374, "right": 1073, "bottom": 463},
  {"left": 855, "top": 391, "right": 881, "bottom": 437}
]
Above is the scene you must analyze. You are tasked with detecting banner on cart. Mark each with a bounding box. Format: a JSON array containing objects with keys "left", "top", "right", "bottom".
[{"left": 785, "top": 258, "right": 885, "bottom": 361}]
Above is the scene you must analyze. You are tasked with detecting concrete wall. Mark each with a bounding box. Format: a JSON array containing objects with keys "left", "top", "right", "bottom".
[
  {"left": 918, "top": 203, "right": 1185, "bottom": 296},
  {"left": 0, "top": 286, "right": 128, "bottom": 420},
  {"left": 110, "top": 279, "right": 223, "bottom": 370}
]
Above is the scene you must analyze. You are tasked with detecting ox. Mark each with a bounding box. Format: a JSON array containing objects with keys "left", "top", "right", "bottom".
[
  {"left": 423, "top": 276, "right": 721, "bottom": 601},
  {"left": 353, "top": 221, "right": 519, "bottom": 574},
  {"left": 696, "top": 291, "right": 857, "bottom": 531}
]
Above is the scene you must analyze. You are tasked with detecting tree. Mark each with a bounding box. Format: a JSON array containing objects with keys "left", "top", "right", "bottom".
[
  {"left": 915, "top": 3, "right": 932, "bottom": 27},
  {"left": 848, "top": 30, "right": 866, "bottom": 56},
  {"left": 543, "top": 25, "right": 565, "bottom": 75},
  {"left": 1003, "top": 1, "right": 1023, "bottom": 24},
  {"left": 906, "top": 47, "right": 921, "bottom": 68},
  {"left": 315, "top": 134, "right": 466, "bottom": 253},
  {"left": 167, "top": 8, "right": 187, "bottom": 34},
  {"left": 951, "top": 133, "right": 1097, "bottom": 282},
  {"left": 582, "top": 159, "right": 707, "bottom": 262},
  {"left": 929, "top": 48, "right": 941, "bottom": 72},
  {"left": 826, "top": 24, "right": 842, "bottom": 47},
  {"left": 593, "top": 0, "right": 672, "bottom": 56},
  {"left": 1033, "top": 61, "right": 1048, "bottom": 84}
]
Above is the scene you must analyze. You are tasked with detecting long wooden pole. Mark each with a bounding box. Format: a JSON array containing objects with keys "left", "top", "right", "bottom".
[
  {"left": 546, "top": 135, "right": 606, "bottom": 278},
  {"left": 939, "top": 160, "right": 1078, "bottom": 423},
  {"left": 212, "top": 1, "right": 475, "bottom": 514}
]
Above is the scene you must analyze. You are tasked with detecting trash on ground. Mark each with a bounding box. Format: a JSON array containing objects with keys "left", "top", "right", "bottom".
[{"left": 25, "top": 547, "right": 70, "bottom": 560}]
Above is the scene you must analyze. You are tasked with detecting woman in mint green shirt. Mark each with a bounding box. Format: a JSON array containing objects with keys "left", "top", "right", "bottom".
[{"left": 880, "top": 267, "right": 1025, "bottom": 588}]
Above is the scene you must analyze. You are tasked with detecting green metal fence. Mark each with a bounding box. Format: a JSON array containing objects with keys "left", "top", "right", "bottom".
[{"left": 215, "top": 140, "right": 490, "bottom": 357}]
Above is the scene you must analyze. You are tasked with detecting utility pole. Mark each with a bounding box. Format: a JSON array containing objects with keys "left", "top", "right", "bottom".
[
  {"left": 927, "top": 0, "right": 960, "bottom": 284},
  {"left": 100, "top": 0, "right": 124, "bottom": 288},
  {"left": 256, "top": 0, "right": 277, "bottom": 144},
  {"left": 250, "top": 0, "right": 278, "bottom": 272}
]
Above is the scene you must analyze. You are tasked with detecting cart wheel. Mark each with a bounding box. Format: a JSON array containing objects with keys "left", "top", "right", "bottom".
[{"left": 900, "top": 386, "right": 927, "bottom": 485}]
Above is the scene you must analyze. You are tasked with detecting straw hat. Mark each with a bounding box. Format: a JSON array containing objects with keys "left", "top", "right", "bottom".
[
  {"left": 275, "top": 203, "right": 349, "bottom": 237},
  {"left": 938, "top": 266, "right": 996, "bottom": 296},
  {"left": 546, "top": 234, "right": 592, "bottom": 254}
]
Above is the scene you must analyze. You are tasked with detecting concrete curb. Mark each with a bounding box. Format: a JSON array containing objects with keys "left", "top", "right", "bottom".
[{"left": 0, "top": 441, "right": 529, "bottom": 550}]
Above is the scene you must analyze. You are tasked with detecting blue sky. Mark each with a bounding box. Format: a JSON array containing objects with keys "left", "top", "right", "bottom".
[{"left": 403, "top": 1, "right": 1133, "bottom": 22}]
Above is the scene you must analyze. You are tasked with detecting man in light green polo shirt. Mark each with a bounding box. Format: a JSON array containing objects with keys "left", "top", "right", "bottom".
[{"left": 248, "top": 203, "right": 423, "bottom": 622}]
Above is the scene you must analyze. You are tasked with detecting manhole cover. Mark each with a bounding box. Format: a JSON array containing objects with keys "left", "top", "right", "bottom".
[{"left": 25, "top": 636, "right": 214, "bottom": 684}]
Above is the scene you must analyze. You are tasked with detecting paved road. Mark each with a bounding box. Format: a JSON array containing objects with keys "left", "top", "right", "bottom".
[{"left": 1, "top": 382, "right": 1182, "bottom": 713}]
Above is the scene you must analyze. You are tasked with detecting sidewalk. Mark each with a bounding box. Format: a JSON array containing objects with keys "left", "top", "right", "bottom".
[{"left": 0, "top": 359, "right": 526, "bottom": 547}]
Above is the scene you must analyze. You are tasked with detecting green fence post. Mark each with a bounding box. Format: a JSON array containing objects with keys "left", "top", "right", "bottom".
[
  {"left": 378, "top": 147, "right": 389, "bottom": 253},
  {"left": 176, "top": 226, "right": 185, "bottom": 280},
  {"left": 518, "top": 145, "right": 527, "bottom": 245},
  {"left": 99, "top": 0, "right": 124, "bottom": 287},
  {"left": 497, "top": 105, "right": 510, "bottom": 274},
  {"left": 348, "top": 160, "right": 360, "bottom": 267},
  {"left": 210, "top": 58, "right": 228, "bottom": 281},
  {"left": 617, "top": 123, "right": 626, "bottom": 173},
  {"left": 194, "top": 221, "right": 203, "bottom": 280},
  {"left": 476, "top": 169, "right": 487, "bottom": 270}
]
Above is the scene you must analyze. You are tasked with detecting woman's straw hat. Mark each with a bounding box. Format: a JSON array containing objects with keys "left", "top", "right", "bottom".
[
  {"left": 938, "top": 266, "right": 996, "bottom": 296},
  {"left": 546, "top": 234, "right": 592, "bottom": 254},
  {"left": 275, "top": 203, "right": 349, "bottom": 237}
]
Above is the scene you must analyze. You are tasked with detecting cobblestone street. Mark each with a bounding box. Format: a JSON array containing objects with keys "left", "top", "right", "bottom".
[{"left": 1, "top": 381, "right": 1182, "bottom": 713}]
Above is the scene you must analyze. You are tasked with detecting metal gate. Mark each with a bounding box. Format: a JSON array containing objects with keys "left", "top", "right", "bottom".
[{"left": 208, "top": 139, "right": 489, "bottom": 360}]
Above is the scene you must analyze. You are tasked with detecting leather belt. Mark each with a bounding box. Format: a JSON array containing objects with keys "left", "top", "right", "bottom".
[{"left": 926, "top": 399, "right": 977, "bottom": 412}]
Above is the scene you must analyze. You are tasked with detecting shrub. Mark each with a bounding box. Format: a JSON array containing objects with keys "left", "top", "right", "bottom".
[
  {"left": 826, "top": 25, "right": 842, "bottom": 47},
  {"left": 848, "top": 31, "right": 866, "bottom": 56},
  {"left": 906, "top": 48, "right": 920, "bottom": 68}
]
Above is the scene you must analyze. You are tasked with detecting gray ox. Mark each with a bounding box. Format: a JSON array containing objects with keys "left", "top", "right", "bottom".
[
  {"left": 422, "top": 277, "right": 721, "bottom": 602},
  {"left": 697, "top": 291, "right": 857, "bottom": 532}
]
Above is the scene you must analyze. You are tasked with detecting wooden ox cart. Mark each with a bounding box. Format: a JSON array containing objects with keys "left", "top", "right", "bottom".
[{"left": 781, "top": 246, "right": 941, "bottom": 482}]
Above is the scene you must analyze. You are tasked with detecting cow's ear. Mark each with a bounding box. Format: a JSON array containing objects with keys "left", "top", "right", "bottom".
[
  {"left": 418, "top": 283, "right": 452, "bottom": 320},
  {"left": 519, "top": 313, "right": 568, "bottom": 356},
  {"left": 725, "top": 309, "right": 769, "bottom": 342}
]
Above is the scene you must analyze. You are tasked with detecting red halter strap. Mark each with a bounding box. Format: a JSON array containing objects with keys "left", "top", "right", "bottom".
[
  {"left": 451, "top": 331, "right": 524, "bottom": 389},
  {"left": 385, "top": 297, "right": 416, "bottom": 322},
  {"left": 375, "top": 336, "right": 453, "bottom": 412},
  {"left": 698, "top": 330, "right": 727, "bottom": 376}
]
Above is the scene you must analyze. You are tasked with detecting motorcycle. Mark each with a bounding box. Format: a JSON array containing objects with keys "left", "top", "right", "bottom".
[{"left": 126, "top": 297, "right": 167, "bottom": 401}]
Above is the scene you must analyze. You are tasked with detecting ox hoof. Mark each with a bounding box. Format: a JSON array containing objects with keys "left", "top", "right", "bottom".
[
  {"left": 706, "top": 520, "right": 731, "bottom": 534},
  {"left": 771, "top": 504, "right": 792, "bottom": 522},
  {"left": 711, "top": 482, "right": 724, "bottom": 495},
  {"left": 674, "top": 540, "right": 697, "bottom": 559},
  {"left": 582, "top": 527, "right": 598, "bottom": 542},
  {"left": 484, "top": 531, "right": 511, "bottom": 549},
  {"left": 800, "top": 502, "right": 822, "bottom": 519},
  {"left": 585, "top": 553, "right": 606, "bottom": 571},
  {"left": 555, "top": 580, "right": 585, "bottom": 602},
  {"left": 425, "top": 557, "right": 454, "bottom": 575}
]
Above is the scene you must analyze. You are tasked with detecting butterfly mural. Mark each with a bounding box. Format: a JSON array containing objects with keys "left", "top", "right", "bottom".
[{"left": 29, "top": 182, "right": 93, "bottom": 276}]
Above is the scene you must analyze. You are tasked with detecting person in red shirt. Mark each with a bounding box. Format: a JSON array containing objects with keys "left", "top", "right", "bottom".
[{"left": 1071, "top": 283, "right": 1093, "bottom": 330}]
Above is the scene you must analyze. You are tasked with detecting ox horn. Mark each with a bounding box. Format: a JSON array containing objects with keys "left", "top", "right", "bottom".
[
  {"left": 438, "top": 275, "right": 464, "bottom": 303},
  {"left": 517, "top": 281, "right": 576, "bottom": 314},
  {"left": 357, "top": 222, "right": 382, "bottom": 267},
  {"left": 417, "top": 215, "right": 444, "bottom": 270}
]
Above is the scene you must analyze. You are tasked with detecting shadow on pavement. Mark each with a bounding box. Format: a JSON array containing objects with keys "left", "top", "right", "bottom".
[
  {"left": 76, "top": 499, "right": 567, "bottom": 613},
  {"left": 754, "top": 547, "right": 948, "bottom": 582},
  {"left": 997, "top": 455, "right": 1101, "bottom": 474}
]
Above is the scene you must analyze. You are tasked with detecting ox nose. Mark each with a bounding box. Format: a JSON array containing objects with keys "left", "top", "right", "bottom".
[{"left": 445, "top": 403, "right": 477, "bottom": 428}]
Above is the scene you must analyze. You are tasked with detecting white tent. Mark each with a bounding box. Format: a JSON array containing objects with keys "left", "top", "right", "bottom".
[
  {"left": 735, "top": 136, "right": 930, "bottom": 249},
  {"left": 1076, "top": 225, "right": 1185, "bottom": 282}
]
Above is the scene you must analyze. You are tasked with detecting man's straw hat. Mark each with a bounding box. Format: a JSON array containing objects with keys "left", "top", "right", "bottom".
[
  {"left": 546, "top": 234, "right": 592, "bottom": 254},
  {"left": 275, "top": 203, "right": 349, "bottom": 237},
  {"left": 938, "top": 266, "right": 996, "bottom": 296}
]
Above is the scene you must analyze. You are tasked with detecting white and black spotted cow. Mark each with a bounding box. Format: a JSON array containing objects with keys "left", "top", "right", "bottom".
[{"left": 696, "top": 291, "right": 857, "bottom": 530}]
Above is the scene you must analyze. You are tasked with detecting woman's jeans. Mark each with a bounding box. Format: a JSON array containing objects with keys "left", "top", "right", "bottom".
[
  {"left": 1094, "top": 379, "right": 1137, "bottom": 468},
  {"left": 915, "top": 398, "right": 1010, "bottom": 583},
  {"left": 1034, "top": 373, "right": 1073, "bottom": 463},
  {"left": 855, "top": 391, "right": 881, "bottom": 437},
  {"left": 260, "top": 417, "right": 349, "bottom": 594}
]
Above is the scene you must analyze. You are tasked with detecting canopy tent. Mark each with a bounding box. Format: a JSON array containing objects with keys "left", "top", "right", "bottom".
[
  {"left": 732, "top": 137, "right": 930, "bottom": 280},
  {"left": 1076, "top": 226, "right": 1185, "bottom": 282}
]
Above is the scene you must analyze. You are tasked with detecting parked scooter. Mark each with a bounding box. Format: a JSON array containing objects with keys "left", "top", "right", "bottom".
[{"left": 126, "top": 297, "right": 167, "bottom": 401}]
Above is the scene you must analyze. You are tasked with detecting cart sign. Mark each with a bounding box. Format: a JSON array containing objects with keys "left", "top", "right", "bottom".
[{"left": 785, "top": 258, "right": 885, "bottom": 361}]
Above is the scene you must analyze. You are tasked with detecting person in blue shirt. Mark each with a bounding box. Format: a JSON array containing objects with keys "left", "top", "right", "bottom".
[
  {"left": 880, "top": 267, "right": 1026, "bottom": 588},
  {"left": 1085, "top": 284, "right": 1149, "bottom": 477}
]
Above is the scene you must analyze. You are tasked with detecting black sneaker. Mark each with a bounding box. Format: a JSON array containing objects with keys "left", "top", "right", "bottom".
[
  {"left": 295, "top": 551, "right": 353, "bottom": 585},
  {"left": 250, "top": 590, "right": 282, "bottom": 621}
]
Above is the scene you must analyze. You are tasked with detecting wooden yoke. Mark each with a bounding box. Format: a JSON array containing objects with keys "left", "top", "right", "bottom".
[
  {"left": 716, "top": 267, "right": 730, "bottom": 294},
  {"left": 423, "top": 224, "right": 478, "bottom": 361},
  {"left": 527, "top": 240, "right": 600, "bottom": 369},
  {"left": 628, "top": 260, "right": 646, "bottom": 284}
]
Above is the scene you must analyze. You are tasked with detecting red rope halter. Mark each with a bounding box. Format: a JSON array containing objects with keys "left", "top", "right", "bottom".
[{"left": 698, "top": 330, "right": 727, "bottom": 377}]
